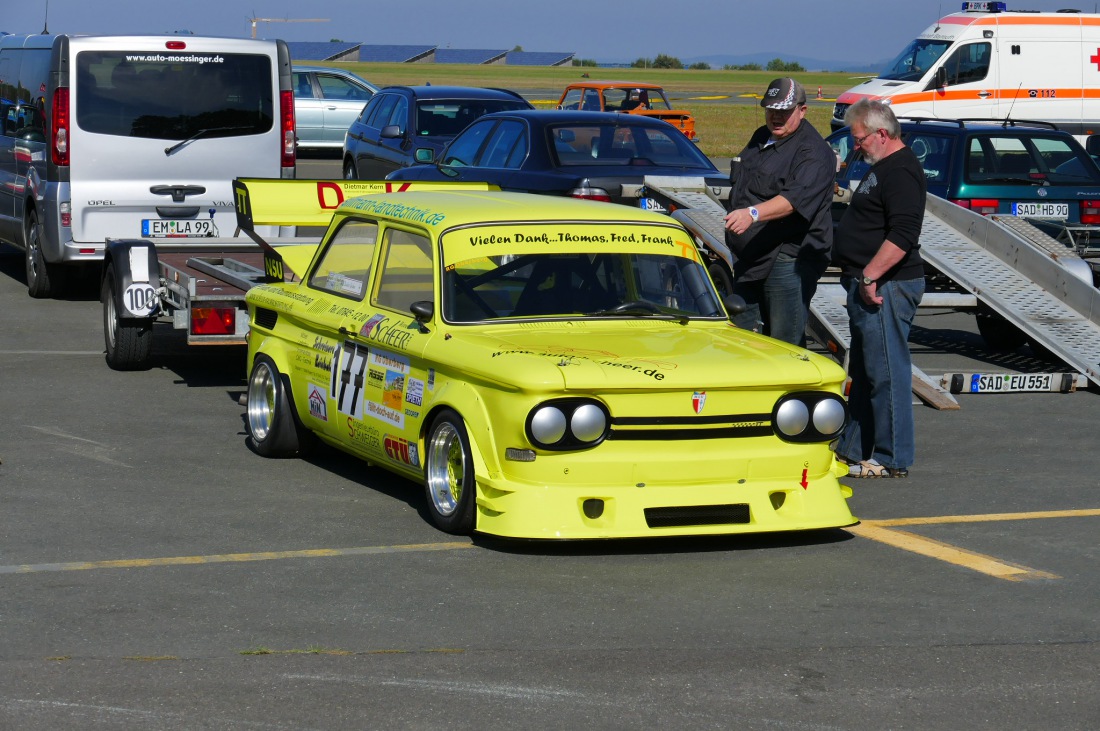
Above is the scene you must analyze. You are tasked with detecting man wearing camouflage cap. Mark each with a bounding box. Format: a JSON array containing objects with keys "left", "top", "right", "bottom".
[{"left": 723, "top": 77, "right": 835, "bottom": 346}]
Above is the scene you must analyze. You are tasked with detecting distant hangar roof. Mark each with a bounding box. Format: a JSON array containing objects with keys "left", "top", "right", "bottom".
[
  {"left": 506, "top": 51, "right": 575, "bottom": 67},
  {"left": 357, "top": 45, "right": 437, "bottom": 63},
  {"left": 288, "top": 42, "right": 574, "bottom": 66}
]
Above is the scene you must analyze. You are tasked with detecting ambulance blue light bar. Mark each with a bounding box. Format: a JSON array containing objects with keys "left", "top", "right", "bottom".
[{"left": 962, "top": 1, "right": 1006, "bottom": 11}]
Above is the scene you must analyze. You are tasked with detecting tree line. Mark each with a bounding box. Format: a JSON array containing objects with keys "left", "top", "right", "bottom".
[{"left": 572, "top": 55, "right": 806, "bottom": 71}]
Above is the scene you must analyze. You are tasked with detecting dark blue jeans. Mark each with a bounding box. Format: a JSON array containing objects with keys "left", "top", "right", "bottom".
[
  {"left": 732, "top": 252, "right": 826, "bottom": 346},
  {"left": 836, "top": 275, "right": 925, "bottom": 470}
]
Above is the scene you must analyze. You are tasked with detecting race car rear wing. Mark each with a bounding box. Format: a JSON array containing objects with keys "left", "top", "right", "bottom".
[{"left": 231, "top": 178, "right": 498, "bottom": 280}]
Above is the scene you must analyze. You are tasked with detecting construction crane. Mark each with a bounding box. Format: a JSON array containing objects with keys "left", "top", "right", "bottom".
[{"left": 248, "top": 16, "right": 329, "bottom": 39}]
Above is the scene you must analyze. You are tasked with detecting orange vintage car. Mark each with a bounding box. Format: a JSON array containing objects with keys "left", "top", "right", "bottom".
[{"left": 556, "top": 81, "right": 697, "bottom": 141}]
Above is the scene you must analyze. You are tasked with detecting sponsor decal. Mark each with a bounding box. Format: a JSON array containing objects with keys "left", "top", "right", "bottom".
[
  {"left": 307, "top": 383, "right": 329, "bottom": 422},
  {"left": 488, "top": 347, "right": 675, "bottom": 380},
  {"left": 346, "top": 417, "right": 381, "bottom": 449},
  {"left": 383, "top": 371, "right": 405, "bottom": 410},
  {"left": 384, "top": 434, "right": 420, "bottom": 467},
  {"left": 367, "top": 399, "right": 403, "bottom": 429},
  {"left": 331, "top": 341, "right": 368, "bottom": 419},
  {"left": 360, "top": 314, "right": 413, "bottom": 351},
  {"left": 692, "top": 390, "right": 706, "bottom": 414},
  {"left": 406, "top": 377, "right": 424, "bottom": 406}
]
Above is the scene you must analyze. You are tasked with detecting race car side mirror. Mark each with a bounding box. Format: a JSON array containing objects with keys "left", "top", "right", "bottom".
[
  {"left": 410, "top": 300, "right": 434, "bottom": 332},
  {"left": 723, "top": 293, "right": 748, "bottom": 318}
]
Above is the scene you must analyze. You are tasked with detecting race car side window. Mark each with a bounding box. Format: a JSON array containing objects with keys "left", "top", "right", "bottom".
[
  {"left": 374, "top": 228, "right": 434, "bottom": 314},
  {"left": 307, "top": 219, "right": 379, "bottom": 300}
]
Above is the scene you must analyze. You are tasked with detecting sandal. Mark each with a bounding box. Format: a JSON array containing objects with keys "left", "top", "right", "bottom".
[{"left": 845, "top": 458, "right": 908, "bottom": 478}]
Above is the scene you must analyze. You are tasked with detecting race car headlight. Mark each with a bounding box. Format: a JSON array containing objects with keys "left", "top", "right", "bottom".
[
  {"left": 772, "top": 392, "right": 848, "bottom": 443},
  {"left": 526, "top": 399, "right": 610, "bottom": 450}
]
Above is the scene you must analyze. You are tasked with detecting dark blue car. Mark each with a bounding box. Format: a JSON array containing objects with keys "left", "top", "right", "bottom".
[
  {"left": 386, "top": 109, "right": 728, "bottom": 208},
  {"left": 342, "top": 86, "right": 532, "bottom": 180}
]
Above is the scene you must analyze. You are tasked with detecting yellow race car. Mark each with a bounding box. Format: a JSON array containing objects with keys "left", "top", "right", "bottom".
[{"left": 237, "top": 180, "right": 855, "bottom": 539}]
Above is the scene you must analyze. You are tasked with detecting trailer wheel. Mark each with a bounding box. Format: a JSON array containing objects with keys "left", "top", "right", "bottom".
[
  {"left": 708, "top": 261, "right": 734, "bottom": 300},
  {"left": 102, "top": 264, "right": 153, "bottom": 371},
  {"left": 424, "top": 409, "right": 476, "bottom": 535},
  {"left": 25, "top": 211, "right": 65, "bottom": 299},
  {"left": 246, "top": 355, "right": 313, "bottom": 458},
  {"left": 975, "top": 304, "right": 1026, "bottom": 352}
]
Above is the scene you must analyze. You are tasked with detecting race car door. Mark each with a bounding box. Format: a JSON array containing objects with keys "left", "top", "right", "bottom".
[
  {"left": 349, "top": 224, "right": 437, "bottom": 478},
  {"left": 297, "top": 217, "right": 384, "bottom": 453}
]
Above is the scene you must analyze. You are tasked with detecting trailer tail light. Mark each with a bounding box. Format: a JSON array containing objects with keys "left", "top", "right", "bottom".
[
  {"left": 570, "top": 185, "right": 611, "bottom": 202},
  {"left": 191, "top": 307, "right": 236, "bottom": 335},
  {"left": 280, "top": 89, "right": 296, "bottom": 170},
  {"left": 51, "top": 87, "right": 70, "bottom": 166},
  {"left": 951, "top": 198, "right": 999, "bottom": 215},
  {"left": 1080, "top": 200, "right": 1100, "bottom": 225}
]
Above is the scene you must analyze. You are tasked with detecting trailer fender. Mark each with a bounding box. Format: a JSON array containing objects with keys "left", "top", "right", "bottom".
[{"left": 103, "top": 239, "right": 161, "bottom": 320}]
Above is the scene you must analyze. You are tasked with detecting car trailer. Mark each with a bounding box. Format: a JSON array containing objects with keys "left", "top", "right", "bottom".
[
  {"left": 638, "top": 176, "right": 1100, "bottom": 409},
  {"left": 99, "top": 178, "right": 495, "bottom": 371}
]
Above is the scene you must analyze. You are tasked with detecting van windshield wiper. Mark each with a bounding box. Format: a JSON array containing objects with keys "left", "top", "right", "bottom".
[{"left": 164, "top": 127, "right": 252, "bottom": 156}]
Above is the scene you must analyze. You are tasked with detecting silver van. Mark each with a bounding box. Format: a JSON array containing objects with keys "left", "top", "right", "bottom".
[{"left": 0, "top": 34, "right": 295, "bottom": 297}]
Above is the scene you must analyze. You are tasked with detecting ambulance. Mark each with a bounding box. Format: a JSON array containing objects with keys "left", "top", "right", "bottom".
[{"left": 831, "top": 2, "right": 1100, "bottom": 141}]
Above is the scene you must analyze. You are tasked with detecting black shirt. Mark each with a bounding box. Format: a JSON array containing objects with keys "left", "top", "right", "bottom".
[
  {"left": 835, "top": 145, "right": 926, "bottom": 282},
  {"left": 726, "top": 120, "right": 836, "bottom": 283}
]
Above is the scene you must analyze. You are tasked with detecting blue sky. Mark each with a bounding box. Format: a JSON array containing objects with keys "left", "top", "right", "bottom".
[{"left": 3, "top": 0, "right": 1088, "bottom": 67}]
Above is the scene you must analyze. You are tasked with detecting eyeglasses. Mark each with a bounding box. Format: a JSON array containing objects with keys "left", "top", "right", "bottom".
[{"left": 852, "top": 129, "right": 881, "bottom": 146}]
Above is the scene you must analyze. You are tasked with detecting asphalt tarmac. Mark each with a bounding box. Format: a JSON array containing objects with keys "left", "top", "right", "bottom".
[{"left": 1, "top": 158, "right": 1098, "bottom": 729}]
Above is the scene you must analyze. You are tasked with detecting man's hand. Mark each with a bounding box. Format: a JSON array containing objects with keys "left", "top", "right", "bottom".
[{"left": 724, "top": 208, "right": 754, "bottom": 236}]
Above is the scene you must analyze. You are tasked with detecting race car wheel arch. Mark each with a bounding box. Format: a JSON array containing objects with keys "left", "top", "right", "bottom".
[
  {"left": 246, "top": 354, "right": 315, "bottom": 458},
  {"left": 424, "top": 408, "right": 477, "bottom": 535},
  {"left": 420, "top": 380, "right": 497, "bottom": 477},
  {"left": 102, "top": 263, "right": 154, "bottom": 371}
]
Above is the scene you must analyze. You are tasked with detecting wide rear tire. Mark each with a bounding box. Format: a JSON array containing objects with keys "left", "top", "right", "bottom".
[{"left": 246, "top": 355, "right": 314, "bottom": 458}]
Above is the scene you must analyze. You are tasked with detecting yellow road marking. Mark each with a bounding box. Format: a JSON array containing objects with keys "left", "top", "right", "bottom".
[
  {"left": 0, "top": 541, "right": 473, "bottom": 575},
  {"left": 869, "top": 508, "right": 1100, "bottom": 527},
  {"left": 848, "top": 523, "right": 1059, "bottom": 581},
  {"left": 849, "top": 508, "right": 1100, "bottom": 581}
]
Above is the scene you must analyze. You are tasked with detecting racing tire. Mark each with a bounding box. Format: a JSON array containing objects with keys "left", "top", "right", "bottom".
[
  {"left": 708, "top": 261, "right": 734, "bottom": 300},
  {"left": 424, "top": 409, "right": 477, "bottom": 535},
  {"left": 343, "top": 159, "right": 358, "bottom": 180},
  {"left": 102, "top": 264, "right": 153, "bottom": 371},
  {"left": 246, "top": 355, "right": 314, "bottom": 458},
  {"left": 975, "top": 304, "right": 1026, "bottom": 352},
  {"left": 25, "top": 211, "right": 65, "bottom": 299}
]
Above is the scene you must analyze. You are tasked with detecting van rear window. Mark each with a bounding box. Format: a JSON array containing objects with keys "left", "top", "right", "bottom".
[{"left": 75, "top": 51, "right": 273, "bottom": 140}]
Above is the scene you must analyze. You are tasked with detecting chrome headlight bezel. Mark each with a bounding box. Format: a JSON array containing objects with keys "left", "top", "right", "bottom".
[
  {"left": 525, "top": 398, "right": 610, "bottom": 451},
  {"left": 772, "top": 392, "right": 848, "bottom": 443}
]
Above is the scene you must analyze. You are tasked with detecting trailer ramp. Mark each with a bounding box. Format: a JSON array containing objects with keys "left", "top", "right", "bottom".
[{"left": 921, "top": 196, "right": 1100, "bottom": 389}]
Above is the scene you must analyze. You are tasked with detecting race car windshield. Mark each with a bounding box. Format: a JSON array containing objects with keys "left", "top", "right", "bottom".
[
  {"left": 441, "top": 246, "right": 724, "bottom": 323},
  {"left": 879, "top": 38, "right": 953, "bottom": 82}
]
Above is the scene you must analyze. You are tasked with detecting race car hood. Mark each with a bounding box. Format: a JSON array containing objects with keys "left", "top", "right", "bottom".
[{"left": 459, "top": 322, "right": 836, "bottom": 390}]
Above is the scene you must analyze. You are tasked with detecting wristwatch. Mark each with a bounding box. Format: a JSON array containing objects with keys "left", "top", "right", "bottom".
[
  {"left": 860, "top": 274, "right": 875, "bottom": 286},
  {"left": 747, "top": 206, "right": 760, "bottom": 222}
]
